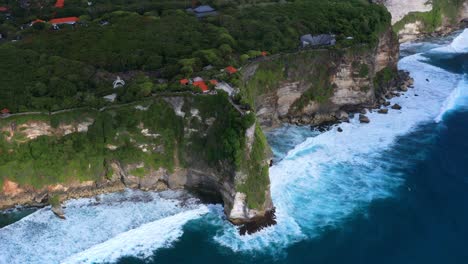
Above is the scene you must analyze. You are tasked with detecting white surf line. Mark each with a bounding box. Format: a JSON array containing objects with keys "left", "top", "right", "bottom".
[
  {"left": 211, "top": 31, "right": 466, "bottom": 254},
  {"left": 0, "top": 190, "right": 199, "bottom": 264},
  {"left": 62, "top": 206, "right": 209, "bottom": 264}
]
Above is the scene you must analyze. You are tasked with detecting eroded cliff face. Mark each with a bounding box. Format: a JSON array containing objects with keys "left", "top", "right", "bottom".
[
  {"left": 373, "top": 0, "right": 433, "bottom": 25},
  {"left": 373, "top": 0, "right": 468, "bottom": 42},
  {"left": 0, "top": 96, "right": 273, "bottom": 228},
  {"left": 245, "top": 28, "right": 400, "bottom": 129}
]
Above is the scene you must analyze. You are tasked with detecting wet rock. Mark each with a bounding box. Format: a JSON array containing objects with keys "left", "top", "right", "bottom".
[
  {"left": 378, "top": 108, "right": 389, "bottom": 114},
  {"left": 51, "top": 205, "right": 66, "bottom": 220},
  {"left": 360, "top": 109, "right": 367, "bottom": 115},
  {"left": 359, "top": 114, "right": 370, "bottom": 123},
  {"left": 383, "top": 101, "right": 391, "bottom": 107},
  {"left": 392, "top": 104, "right": 402, "bottom": 110},
  {"left": 336, "top": 111, "right": 349, "bottom": 122},
  {"left": 400, "top": 85, "right": 408, "bottom": 92},
  {"left": 337, "top": 127, "right": 343, "bottom": 133}
]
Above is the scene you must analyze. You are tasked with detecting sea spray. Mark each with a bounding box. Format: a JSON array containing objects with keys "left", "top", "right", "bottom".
[
  {"left": 0, "top": 190, "right": 201, "bottom": 264},
  {"left": 211, "top": 29, "right": 468, "bottom": 253},
  {"left": 1, "top": 31, "right": 468, "bottom": 263}
]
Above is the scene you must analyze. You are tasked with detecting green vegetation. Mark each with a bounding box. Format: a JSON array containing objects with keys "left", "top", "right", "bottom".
[
  {"left": 0, "top": 0, "right": 395, "bottom": 211},
  {"left": 0, "top": 98, "right": 184, "bottom": 188},
  {"left": 241, "top": 59, "right": 285, "bottom": 106},
  {"left": 374, "top": 66, "right": 396, "bottom": 93},
  {"left": 48, "top": 194, "right": 61, "bottom": 207},
  {"left": 242, "top": 49, "right": 336, "bottom": 113},
  {"left": 0, "top": 45, "right": 105, "bottom": 112},
  {"left": 358, "top": 63, "right": 370, "bottom": 78},
  {"left": 237, "top": 125, "right": 270, "bottom": 209},
  {"left": 393, "top": 0, "right": 465, "bottom": 33},
  {"left": 0, "top": 95, "right": 262, "bottom": 192},
  {"left": 185, "top": 92, "right": 252, "bottom": 168},
  {"left": 0, "top": 0, "right": 391, "bottom": 113}
]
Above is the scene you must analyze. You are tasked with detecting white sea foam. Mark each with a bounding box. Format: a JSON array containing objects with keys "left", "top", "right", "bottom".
[
  {"left": 432, "top": 29, "right": 468, "bottom": 53},
  {"left": 212, "top": 31, "right": 466, "bottom": 253},
  {"left": 62, "top": 207, "right": 209, "bottom": 264},
  {"left": 1, "top": 31, "right": 467, "bottom": 264},
  {"left": 0, "top": 190, "right": 201, "bottom": 264}
]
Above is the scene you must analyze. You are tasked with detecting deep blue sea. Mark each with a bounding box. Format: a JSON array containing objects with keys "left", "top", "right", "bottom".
[{"left": 0, "top": 30, "right": 467, "bottom": 264}]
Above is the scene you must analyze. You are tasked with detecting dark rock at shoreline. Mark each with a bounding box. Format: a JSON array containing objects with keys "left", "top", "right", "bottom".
[
  {"left": 337, "top": 127, "right": 343, "bottom": 132},
  {"left": 383, "top": 101, "right": 391, "bottom": 107},
  {"left": 311, "top": 120, "right": 338, "bottom": 133},
  {"left": 378, "top": 108, "right": 389, "bottom": 114},
  {"left": 239, "top": 208, "right": 276, "bottom": 236},
  {"left": 392, "top": 104, "right": 402, "bottom": 110},
  {"left": 359, "top": 114, "right": 370, "bottom": 123},
  {"left": 51, "top": 205, "right": 66, "bottom": 220}
]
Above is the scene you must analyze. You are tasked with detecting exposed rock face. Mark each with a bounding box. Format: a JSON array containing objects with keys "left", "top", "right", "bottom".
[
  {"left": 247, "top": 28, "right": 399, "bottom": 129},
  {"left": 373, "top": 0, "right": 432, "bottom": 24},
  {"left": 0, "top": 119, "right": 94, "bottom": 142},
  {"left": 0, "top": 97, "right": 273, "bottom": 229},
  {"left": 373, "top": 0, "right": 468, "bottom": 42}
]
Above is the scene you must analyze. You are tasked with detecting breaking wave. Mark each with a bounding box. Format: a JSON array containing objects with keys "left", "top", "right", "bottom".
[
  {"left": 0, "top": 190, "right": 206, "bottom": 264},
  {"left": 211, "top": 29, "right": 467, "bottom": 253},
  {"left": 1, "top": 30, "right": 467, "bottom": 264}
]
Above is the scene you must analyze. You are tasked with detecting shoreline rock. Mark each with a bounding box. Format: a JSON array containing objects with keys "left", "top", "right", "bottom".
[
  {"left": 51, "top": 205, "right": 66, "bottom": 220},
  {"left": 378, "top": 108, "right": 389, "bottom": 114},
  {"left": 359, "top": 114, "right": 370, "bottom": 123},
  {"left": 392, "top": 104, "right": 402, "bottom": 110}
]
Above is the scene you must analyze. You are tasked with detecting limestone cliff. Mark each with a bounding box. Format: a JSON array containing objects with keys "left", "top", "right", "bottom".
[
  {"left": 373, "top": 0, "right": 468, "bottom": 42},
  {"left": 243, "top": 28, "right": 400, "bottom": 129},
  {"left": 0, "top": 95, "right": 273, "bottom": 229}
]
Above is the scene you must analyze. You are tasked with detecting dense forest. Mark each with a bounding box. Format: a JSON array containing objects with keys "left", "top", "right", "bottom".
[{"left": 0, "top": 0, "right": 391, "bottom": 112}]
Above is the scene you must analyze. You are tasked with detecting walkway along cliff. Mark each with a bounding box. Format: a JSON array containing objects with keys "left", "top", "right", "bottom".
[
  {"left": 241, "top": 28, "right": 402, "bottom": 130},
  {"left": 0, "top": 24, "right": 420, "bottom": 234},
  {"left": 0, "top": 26, "right": 403, "bottom": 233}
]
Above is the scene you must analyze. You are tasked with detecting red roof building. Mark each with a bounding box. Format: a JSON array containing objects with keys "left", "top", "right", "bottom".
[
  {"left": 180, "top": 79, "right": 189, "bottom": 85},
  {"left": 261, "top": 51, "right": 268, "bottom": 56},
  {"left": 1, "top": 108, "right": 10, "bottom": 115},
  {"left": 225, "top": 66, "right": 238, "bottom": 74},
  {"left": 0, "top": 6, "right": 8, "bottom": 12},
  {"left": 31, "top": 19, "right": 46, "bottom": 25},
  {"left": 209, "top": 79, "right": 218, "bottom": 85},
  {"left": 49, "top": 17, "right": 79, "bottom": 25},
  {"left": 54, "top": 0, "right": 64, "bottom": 8},
  {"left": 193, "top": 81, "right": 209, "bottom": 93}
]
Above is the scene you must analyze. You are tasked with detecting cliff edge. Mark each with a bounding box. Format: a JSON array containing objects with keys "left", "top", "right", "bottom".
[{"left": 0, "top": 94, "right": 274, "bottom": 230}]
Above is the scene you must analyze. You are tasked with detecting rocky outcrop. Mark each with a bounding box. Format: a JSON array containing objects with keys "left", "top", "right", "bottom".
[
  {"left": 246, "top": 28, "right": 400, "bottom": 129},
  {"left": 0, "top": 95, "right": 273, "bottom": 231},
  {"left": 373, "top": 0, "right": 432, "bottom": 25},
  {"left": 0, "top": 118, "right": 94, "bottom": 143},
  {"left": 373, "top": 0, "right": 468, "bottom": 42}
]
